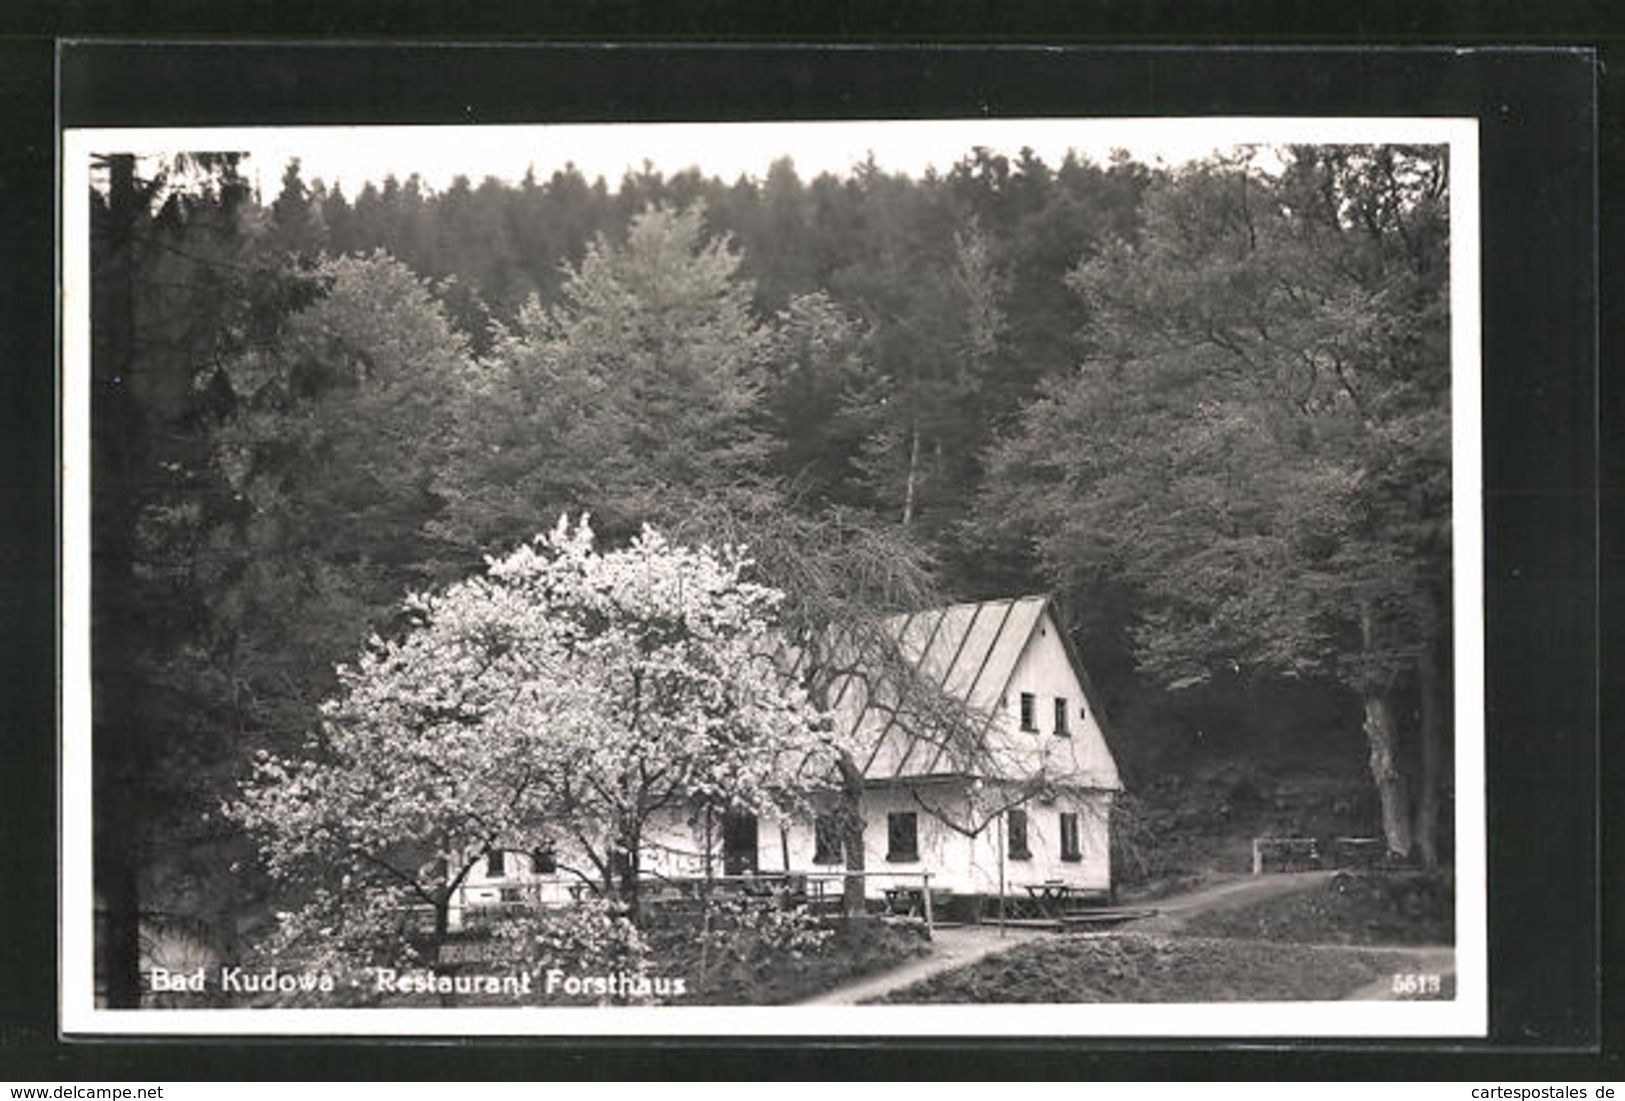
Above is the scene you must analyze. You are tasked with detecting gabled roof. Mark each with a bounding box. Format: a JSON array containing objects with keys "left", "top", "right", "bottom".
[
  {"left": 885, "top": 594, "right": 1046, "bottom": 718},
  {"left": 817, "top": 594, "right": 1118, "bottom": 788}
]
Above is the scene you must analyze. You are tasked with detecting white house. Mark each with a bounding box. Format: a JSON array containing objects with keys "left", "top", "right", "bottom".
[{"left": 449, "top": 594, "right": 1121, "bottom": 926}]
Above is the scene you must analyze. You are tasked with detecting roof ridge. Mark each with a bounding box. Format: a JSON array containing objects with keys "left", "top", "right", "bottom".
[{"left": 881, "top": 592, "right": 1050, "bottom": 621}]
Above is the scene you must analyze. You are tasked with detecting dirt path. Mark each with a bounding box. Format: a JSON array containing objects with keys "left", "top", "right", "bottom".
[
  {"left": 797, "top": 873, "right": 1452, "bottom": 1005},
  {"left": 797, "top": 874, "right": 1333, "bottom": 1006},
  {"left": 794, "top": 925, "right": 1048, "bottom": 1006},
  {"left": 1138, "top": 874, "right": 1457, "bottom": 999},
  {"left": 1128, "top": 870, "right": 1340, "bottom": 931}
]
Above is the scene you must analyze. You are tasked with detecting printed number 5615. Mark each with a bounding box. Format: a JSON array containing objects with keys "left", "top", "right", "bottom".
[{"left": 1391, "top": 973, "right": 1442, "bottom": 996}]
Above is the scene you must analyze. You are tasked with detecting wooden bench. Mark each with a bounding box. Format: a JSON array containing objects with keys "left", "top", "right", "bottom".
[{"left": 884, "top": 886, "right": 924, "bottom": 917}]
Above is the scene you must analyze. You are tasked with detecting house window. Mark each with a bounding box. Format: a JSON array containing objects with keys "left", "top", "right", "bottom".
[
  {"left": 886, "top": 812, "right": 919, "bottom": 862},
  {"left": 486, "top": 849, "right": 506, "bottom": 878},
  {"left": 1060, "top": 812, "right": 1082, "bottom": 862},
  {"left": 1007, "top": 809, "right": 1031, "bottom": 860},
  {"left": 1019, "top": 692, "right": 1037, "bottom": 731},
  {"left": 813, "top": 814, "right": 843, "bottom": 865},
  {"left": 532, "top": 846, "right": 557, "bottom": 875},
  {"left": 1054, "top": 697, "right": 1070, "bottom": 736}
]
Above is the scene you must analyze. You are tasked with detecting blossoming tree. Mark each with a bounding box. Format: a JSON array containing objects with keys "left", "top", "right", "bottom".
[{"left": 229, "top": 516, "right": 835, "bottom": 966}]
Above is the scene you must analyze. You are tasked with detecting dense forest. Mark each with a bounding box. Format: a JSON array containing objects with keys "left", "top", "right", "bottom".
[{"left": 87, "top": 142, "right": 1452, "bottom": 1005}]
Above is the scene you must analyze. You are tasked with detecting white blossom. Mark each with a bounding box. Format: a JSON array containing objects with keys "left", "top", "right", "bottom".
[{"left": 228, "top": 516, "right": 833, "bottom": 971}]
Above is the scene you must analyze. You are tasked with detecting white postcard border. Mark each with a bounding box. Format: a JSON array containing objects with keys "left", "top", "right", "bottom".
[{"left": 60, "top": 116, "right": 1485, "bottom": 1038}]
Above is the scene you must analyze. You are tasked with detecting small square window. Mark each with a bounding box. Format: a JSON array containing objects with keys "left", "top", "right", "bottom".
[
  {"left": 1007, "top": 809, "right": 1032, "bottom": 860},
  {"left": 1019, "top": 692, "right": 1037, "bottom": 732},
  {"left": 1054, "top": 697, "right": 1070, "bottom": 736},
  {"left": 887, "top": 812, "right": 919, "bottom": 862},
  {"left": 532, "top": 846, "right": 557, "bottom": 875}
]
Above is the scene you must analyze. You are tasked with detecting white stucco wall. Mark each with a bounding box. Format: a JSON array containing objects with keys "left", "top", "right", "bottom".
[
  {"left": 450, "top": 604, "right": 1122, "bottom": 925},
  {"left": 959, "top": 788, "right": 1114, "bottom": 895},
  {"left": 449, "top": 807, "right": 715, "bottom": 928},
  {"left": 449, "top": 782, "right": 1113, "bottom": 927},
  {"left": 780, "top": 782, "right": 1113, "bottom": 898}
]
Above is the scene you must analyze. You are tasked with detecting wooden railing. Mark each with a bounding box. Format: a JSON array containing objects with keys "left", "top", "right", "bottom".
[
  {"left": 1251, "top": 835, "right": 1388, "bottom": 874},
  {"left": 647, "top": 870, "right": 943, "bottom": 938},
  {"left": 456, "top": 868, "right": 945, "bottom": 938}
]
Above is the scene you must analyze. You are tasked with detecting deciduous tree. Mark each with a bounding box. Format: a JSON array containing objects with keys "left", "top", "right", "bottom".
[
  {"left": 982, "top": 146, "right": 1451, "bottom": 863},
  {"left": 230, "top": 516, "right": 834, "bottom": 953}
]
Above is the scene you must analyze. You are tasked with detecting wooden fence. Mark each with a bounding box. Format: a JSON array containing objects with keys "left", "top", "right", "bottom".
[{"left": 1251, "top": 835, "right": 1387, "bottom": 874}]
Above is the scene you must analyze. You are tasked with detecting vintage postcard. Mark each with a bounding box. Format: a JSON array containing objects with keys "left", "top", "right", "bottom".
[{"left": 60, "top": 114, "right": 1485, "bottom": 1037}]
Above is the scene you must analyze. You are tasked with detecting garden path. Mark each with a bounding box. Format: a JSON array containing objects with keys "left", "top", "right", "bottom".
[
  {"left": 794, "top": 925, "right": 1048, "bottom": 1006},
  {"left": 1128, "top": 869, "right": 1340, "bottom": 932},
  {"left": 796, "top": 871, "right": 1349, "bottom": 1006}
]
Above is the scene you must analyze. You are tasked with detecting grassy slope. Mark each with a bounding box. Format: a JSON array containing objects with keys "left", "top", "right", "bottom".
[
  {"left": 1107, "top": 676, "right": 1397, "bottom": 893},
  {"left": 873, "top": 932, "right": 1437, "bottom": 1003},
  {"left": 1178, "top": 871, "right": 1455, "bottom": 946},
  {"left": 875, "top": 871, "right": 1456, "bottom": 1004},
  {"left": 655, "top": 917, "right": 934, "bottom": 1006}
]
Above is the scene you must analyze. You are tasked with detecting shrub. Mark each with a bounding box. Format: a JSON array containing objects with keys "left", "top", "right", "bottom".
[
  {"left": 485, "top": 899, "right": 649, "bottom": 978},
  {"left": 690, "top": 895, "right": 833, "bottom": 987},
  {"left": 641, "top": 904, "right": 925, "bottom": 1005}
]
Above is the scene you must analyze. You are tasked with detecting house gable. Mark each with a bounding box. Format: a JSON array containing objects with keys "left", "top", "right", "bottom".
[
  {"left": 828, "top": 595, "right": 1121, "bottom": 791},
  {"left": 979, "top": 604, "right": 1121, "bottom": 791}
]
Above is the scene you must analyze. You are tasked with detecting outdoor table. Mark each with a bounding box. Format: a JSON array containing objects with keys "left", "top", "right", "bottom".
[
  {"left": 884, "top": 886, "right": 924, "bottom": 916},
  {"left": 1021, "top": 881, "right": 1087, "bottom": 918}
]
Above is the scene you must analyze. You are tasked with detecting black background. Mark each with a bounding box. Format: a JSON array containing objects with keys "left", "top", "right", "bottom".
[{"left": 0, "top": 14, "right": 1612, "bottom": 1083}]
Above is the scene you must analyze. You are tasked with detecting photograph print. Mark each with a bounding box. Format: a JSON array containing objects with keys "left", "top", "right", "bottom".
[{"left": 61, "top": 116, "right": 1483, "bottom": 1036}]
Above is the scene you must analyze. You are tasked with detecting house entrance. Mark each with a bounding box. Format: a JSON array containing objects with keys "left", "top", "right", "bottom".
[{"left": 722, "top": 812, "right": 759, "bottom": 876}]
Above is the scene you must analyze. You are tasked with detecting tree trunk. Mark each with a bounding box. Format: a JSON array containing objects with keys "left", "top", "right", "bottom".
[
  {"left": 1362, "top": 689, "right": 1414, "bottom": 862},
  {"left": 1414, "top": 639, "right": 1446, "bottom": 869},
  {"left": 433, "top": 892, "right": 450, "bottom": 947},
  {"left": 95, "top": 153, "right": 145, "bottom": 1009},
  {"left": 901, "top": 423, "right": 919, "bottom": 526},
  {"left": 1357, "top": 599, "right": 1413, "bottom": 862},
  {"left": 97, "top": 821, "right": 143, "bottom": 1008},
  {"left": 432, "top": 892, "right": 455, "bottom": 1007},
  {"left": 702, "top": 806, "right": 714, "bottom": 884},
  {"left": 617, "top": 831, "right": 643, "bottom": 924},
  {"left": 836, "top": 754, "right": 867, "bottom": 917}
]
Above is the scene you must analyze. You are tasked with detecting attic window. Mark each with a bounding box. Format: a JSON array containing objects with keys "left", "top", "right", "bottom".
[
  {"left": 1019, "top": 692, "right": 1037, "bottom": 732},
  {"left": 486, "top": 849, "right": 506, "bottom": 878},
  {"left": 532, "top": 846, "right": 557, "bottom": 875},
  {"left": 1054, "top": 697, "right": 1070, "bottom": 737}
]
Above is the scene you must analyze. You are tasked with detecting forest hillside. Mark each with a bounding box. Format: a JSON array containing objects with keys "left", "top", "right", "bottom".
[{"left": 86, "top": 143, "right": 1452, "bottom": 1001}]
